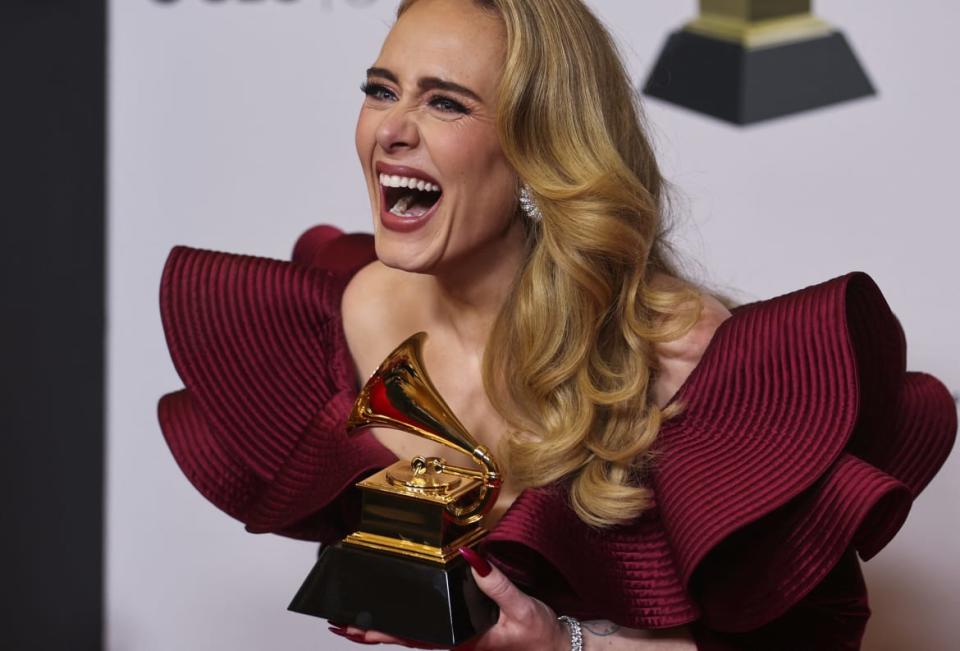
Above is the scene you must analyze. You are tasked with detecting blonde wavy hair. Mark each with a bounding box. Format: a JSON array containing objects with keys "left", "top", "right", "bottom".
[{"left": 397, "top": 0, "right": 704, "bottom": 527}]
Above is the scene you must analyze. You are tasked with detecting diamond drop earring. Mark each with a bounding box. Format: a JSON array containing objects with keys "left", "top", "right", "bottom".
[{"left": 518, "top": 184, "right": 543, "bottom": 222}]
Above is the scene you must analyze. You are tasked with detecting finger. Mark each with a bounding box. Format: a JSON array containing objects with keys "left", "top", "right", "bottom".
[
  {"left": 459, "top": 547, "right": 529, "bottom": 618},
  {"left": 358, "top": 630, "right": 401, "bottom": 644},
  {"left": 334, "top": 626, "right": 445, "bottom": 650},
  {"left": 364, "top": 630, "right": 445, "bottom": 649},
  {"left": 328, "top": 625, "right": 379, "bottom": 645}
]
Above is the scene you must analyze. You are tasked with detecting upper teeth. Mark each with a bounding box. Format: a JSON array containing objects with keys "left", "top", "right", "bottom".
[{"left": 379, "top": 174, "right": 440, "bottom": 192}]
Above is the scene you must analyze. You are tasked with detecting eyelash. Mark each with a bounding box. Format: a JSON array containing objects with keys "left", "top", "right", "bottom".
[{"left": 360, "top": 81, "right": 470, "bottom": 115}]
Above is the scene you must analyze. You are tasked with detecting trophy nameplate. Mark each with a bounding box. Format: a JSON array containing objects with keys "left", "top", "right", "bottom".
[
  {"left": 289, "top": 333, "right": 502, "bottom": 647},
  {"left": 644, "top": 0, "right": 875, "bottom": 124}
]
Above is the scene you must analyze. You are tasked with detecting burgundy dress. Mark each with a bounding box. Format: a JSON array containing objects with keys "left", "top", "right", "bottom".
[{"left": 158, "top": 225, "right": 956, "bottom": 650}]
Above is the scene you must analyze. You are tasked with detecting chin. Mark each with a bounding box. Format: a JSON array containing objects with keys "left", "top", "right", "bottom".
[{"left": 372, "top": 222, "right": 447, "bottom": 275}]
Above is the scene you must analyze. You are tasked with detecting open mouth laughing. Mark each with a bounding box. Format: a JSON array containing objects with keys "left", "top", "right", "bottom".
[
  {"left": 381, "top": 173, "right": 442, "bottom": 217},
  {"left": 376, "top": 163, "right": 444, "bottom": 232}
]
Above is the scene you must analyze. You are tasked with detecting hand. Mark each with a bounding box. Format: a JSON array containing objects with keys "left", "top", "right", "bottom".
[
  {"left": 456, "top": 547, "right": 569, "bottom": 651},
  {"left": 328, "top": 547, "right": 570, "bottom": 651}
]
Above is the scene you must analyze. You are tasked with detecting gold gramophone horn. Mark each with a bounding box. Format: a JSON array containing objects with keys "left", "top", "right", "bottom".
[{"left": 346, "top": 332, "right": 502, "bottom": 526}]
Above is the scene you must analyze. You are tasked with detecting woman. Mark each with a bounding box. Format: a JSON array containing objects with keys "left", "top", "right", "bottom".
[{"left": 157, "top": 0, "right": 956, "bottom": 649}]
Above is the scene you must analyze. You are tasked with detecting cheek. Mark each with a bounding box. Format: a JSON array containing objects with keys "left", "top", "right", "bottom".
[
  {"left": 355, "top": 109, "right": 377, "bottom": 161},
  {"left": 467, "top": 148, "right": 518, "bottom": 229},
  {"left": 435, "top": 126, "right": 516, "bottom": 216},
  {"left": 355, "top": 110, "right": 380, "bottom": 210}
]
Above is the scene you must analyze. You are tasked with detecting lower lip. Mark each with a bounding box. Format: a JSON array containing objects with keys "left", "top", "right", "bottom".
[{"left": 379, "top": 187, "right": 442, "bottom": 233}]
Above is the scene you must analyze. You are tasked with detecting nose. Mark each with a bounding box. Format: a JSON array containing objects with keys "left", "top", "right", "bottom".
[{"left": 375, "top": 104, "right": 420, "bottom": 153}]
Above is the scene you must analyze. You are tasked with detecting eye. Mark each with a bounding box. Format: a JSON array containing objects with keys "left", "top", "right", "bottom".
[
  {"left": 360, "top": 81, "right": 396, "bottom": 103},
  {"left": 428, "top": 94, "right": 470, "bottom": 115}
]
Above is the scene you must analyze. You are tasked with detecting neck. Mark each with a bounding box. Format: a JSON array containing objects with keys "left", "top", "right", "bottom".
[{"left": 425, "top": 220, "right": 528, "bottom": 356}]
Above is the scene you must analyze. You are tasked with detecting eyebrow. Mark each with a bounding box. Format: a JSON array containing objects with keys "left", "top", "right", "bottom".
[{"left": 366, "top": 67, "right": 483, "bottom": 104}]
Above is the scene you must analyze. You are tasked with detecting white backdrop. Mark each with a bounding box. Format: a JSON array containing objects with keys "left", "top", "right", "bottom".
[{"left": 108, "top": 1, "right": 959, "bottom": 649}]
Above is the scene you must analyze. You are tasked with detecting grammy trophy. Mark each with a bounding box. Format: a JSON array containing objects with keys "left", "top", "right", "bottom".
[{"left": 289, "top": 332, "right": 503, "bottom": 647}]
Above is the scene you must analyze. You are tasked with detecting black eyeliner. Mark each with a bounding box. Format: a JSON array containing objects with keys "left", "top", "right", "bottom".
[{"left": 429, "top": 94, "right": 470, "bottom": 115}]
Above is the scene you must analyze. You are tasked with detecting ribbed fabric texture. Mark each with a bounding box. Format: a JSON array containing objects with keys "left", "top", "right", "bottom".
[
  {"left": 157, "top": 226, "right": 956, "bottom": 645},
  {"left": 159, "top": 227, "right": 395, "bottom": 540}
]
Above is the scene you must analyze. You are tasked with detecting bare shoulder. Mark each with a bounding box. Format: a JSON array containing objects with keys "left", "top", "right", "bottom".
[
  {"left": 341, "top": 259, "right": 394, "bottom": 330},
  {"left": 649, "top": 274, "right": 732, "bottom": 407},
  {"left": 341, "top": 260, "right": 416, "bottom": 381}
]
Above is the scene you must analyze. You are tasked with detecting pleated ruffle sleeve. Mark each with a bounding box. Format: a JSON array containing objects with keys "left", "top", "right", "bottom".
[
  {"left": 484, "top": 272, "right": 956, "bottom": 645},
  {"left": 158, "top": 226, "right": 396, "bottom": 541}
]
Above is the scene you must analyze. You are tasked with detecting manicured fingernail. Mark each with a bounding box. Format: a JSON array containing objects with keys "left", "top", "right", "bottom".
[{"left": 459, "top": 546, "right": 492, "bottom": 577}]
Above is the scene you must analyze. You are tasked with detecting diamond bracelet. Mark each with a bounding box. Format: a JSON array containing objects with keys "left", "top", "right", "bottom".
[{"left": 558, "top": 615, "right": 583, "bottom": 651}]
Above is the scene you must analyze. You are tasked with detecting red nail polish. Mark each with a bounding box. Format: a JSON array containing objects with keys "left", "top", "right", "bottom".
[{"left": 459, "top": 546, "right": 492, "bottom": 577}]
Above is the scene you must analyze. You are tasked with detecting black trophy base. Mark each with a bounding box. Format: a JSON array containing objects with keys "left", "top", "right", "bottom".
[
  {"left": 289, "top": 541, "right": 499, "bottom": 647},
  {"left": 643, "top": 30, "right": 875, "bottom": 125}
]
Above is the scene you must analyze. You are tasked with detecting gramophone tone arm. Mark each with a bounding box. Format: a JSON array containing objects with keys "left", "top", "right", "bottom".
[
  {"left": 442, "top": 445, "right": 503, "bottom": 525},
  {"left": 432, "top": 461, "right": 502, "bottom": 488},
  {"left": 432, "top": 462, "right": 485, "bottom": 482}
]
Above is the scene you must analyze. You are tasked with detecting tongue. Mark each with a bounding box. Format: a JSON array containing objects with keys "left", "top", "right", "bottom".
[{"left": 391, "top": 191, "right": 437, "bottom": 217}]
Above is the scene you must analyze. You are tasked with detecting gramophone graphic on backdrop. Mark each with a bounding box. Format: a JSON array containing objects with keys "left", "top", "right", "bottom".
[
  {"left": 644, "top": 0, "right": 875, "bottom": 125},
  {"left": 289, "top": 332, "right": 502, "bottom": 647}
]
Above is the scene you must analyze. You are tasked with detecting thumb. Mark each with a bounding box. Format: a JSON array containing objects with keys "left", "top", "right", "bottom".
[{"left": 459, "top": 547, "right": 528, "bottom": 617}]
